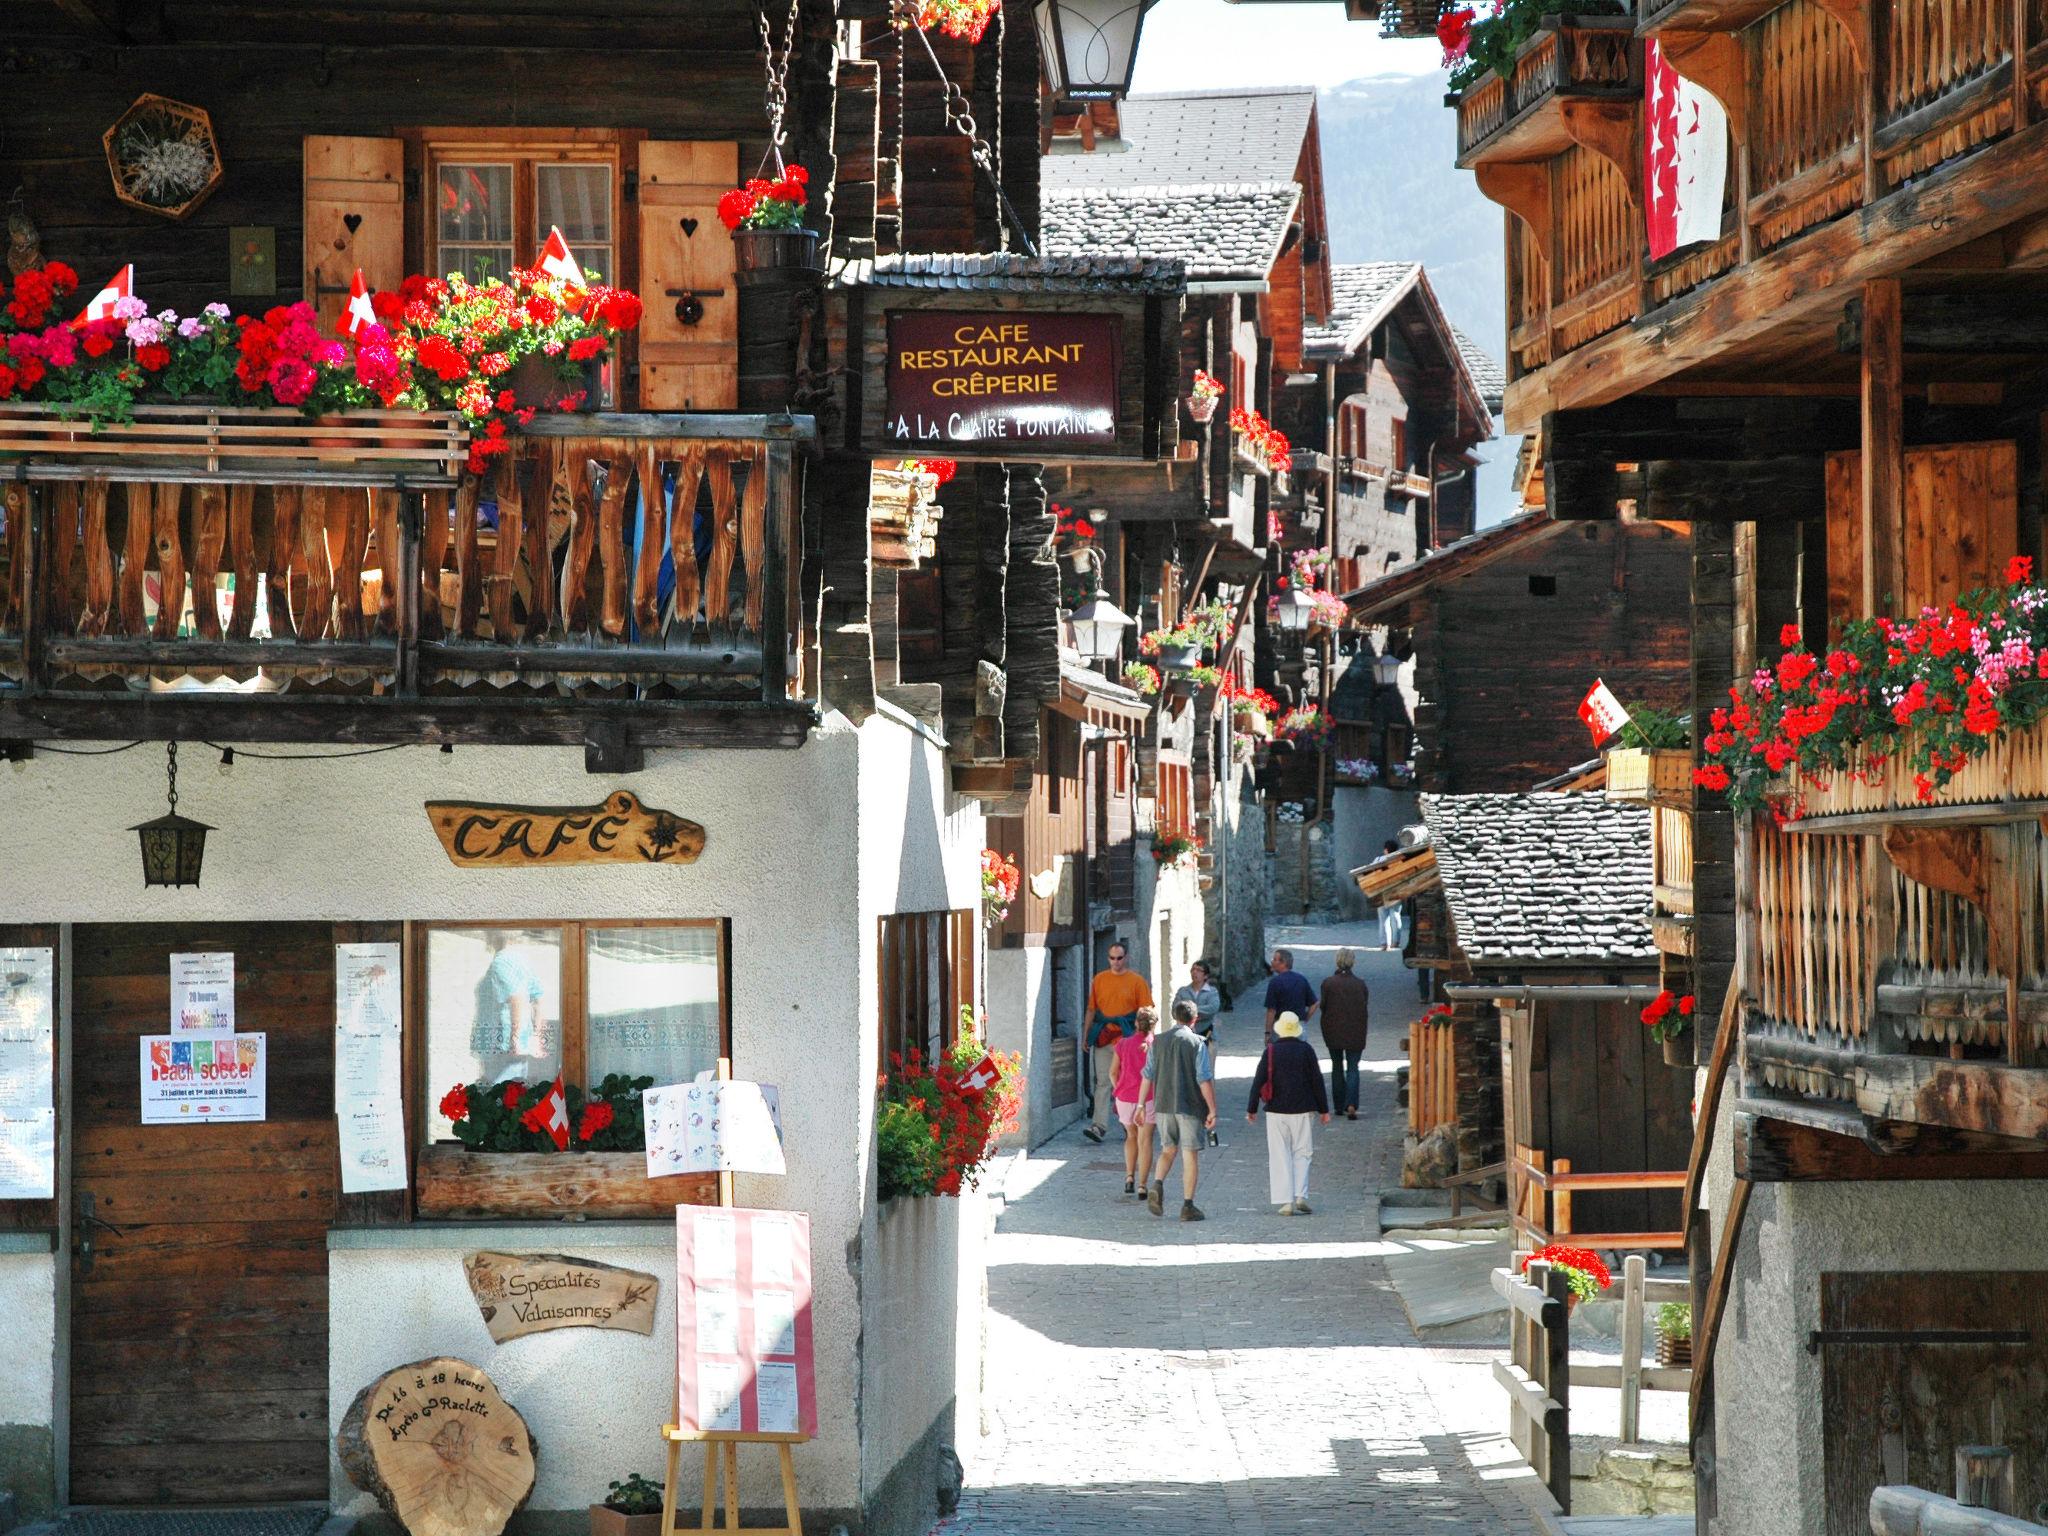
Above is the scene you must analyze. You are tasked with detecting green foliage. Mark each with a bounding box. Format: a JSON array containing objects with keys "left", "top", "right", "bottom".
[
  {"left": 1615, "top": 703, "right": 1692, "bottom": 750},
  {"left": 441, "top": 1072, "right": 654, "bottom": 1153},
  {"left": 1656, "top": 1301, "right": 1692, "bottom": 1341},
  {"left": 1446, "top": 0, "right": 1629, "bottom": 94},
  {"left": 604, "top": 1475, "right": 663, "bottom": 1516}
]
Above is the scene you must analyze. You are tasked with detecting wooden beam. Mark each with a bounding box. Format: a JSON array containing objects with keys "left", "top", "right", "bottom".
[
  {"left": 1684, "top": 984, "right": 1743, "bottom": 1230},
  {"left": 1879, "top": 824, "right": 1986, "bottom": 907},
  {"left": 1855, "top": 1052, "right": 2048, "bottom": 1140},
  {"left": 1735, "top": 1106, "right": 2048, "bottom": 1180},
  {"left": 1862, "top": 277, "right": 1905, "bottom": 617},
  {"left": 1474, "top": 163, "right": 1555, "bottom": 265},
  {"left": 1688, "top": 1174, "right": 1752, "bottom": 1422},
  {"left": 1839, "top": 291, "right": 2048, "bottom": 353},
  {"left": 1502, "top": 119, "right": 2048, "bottom": 431},
  {"left": 1623, "top": 456, "right": 1829, "bottom": 521},
  {"left": 1660, "top": 32, "right": 1748, "bottom": 143},
  {"left": 1560, "top": 99, "right": 1643, "bottom": 205}
]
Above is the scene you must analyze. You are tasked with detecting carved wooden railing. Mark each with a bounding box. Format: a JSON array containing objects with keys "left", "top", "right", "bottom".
[
  {"left": 1454, "top": 18, "right": 1639, "bottom": 163},
  {"left": 0, "top": 412, "right": 811, "bottom": 730}
]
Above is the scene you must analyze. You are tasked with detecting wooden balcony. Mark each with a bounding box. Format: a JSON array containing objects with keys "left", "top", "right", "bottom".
[
  {"left": 1452, "top": 16, "right": 1639, "bottom": 167},
  {"left": 0, "top": 409, "right": 814, "bottom": 753},
  {"left": 1482, "top": 0, "right": 2048, "bottom": 424},
  {"left": 1776, "top": 720, "right": 2048, "bottom": 830}
]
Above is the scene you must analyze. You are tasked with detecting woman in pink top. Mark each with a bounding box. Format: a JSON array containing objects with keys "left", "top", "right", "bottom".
[{"left": 1113, "top": 1005, "right": 1158, "bottom": 1197}]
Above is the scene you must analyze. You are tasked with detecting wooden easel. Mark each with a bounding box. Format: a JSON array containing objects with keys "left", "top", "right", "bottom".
[{"left": 658, "top": 1058, "right": 810, "bottom": 1536}]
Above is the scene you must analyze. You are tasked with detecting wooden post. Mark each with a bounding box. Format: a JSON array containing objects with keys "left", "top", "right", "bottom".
[
  {"left": 1955, "top": 1445, "right": 2017, "bottom": 1512},
  {"left": 1861, "top": 278, "right": 1905, "bottom": 617},
  {"left": 1553, "top": 1155, "right": 1574, "bottom": 1237},
  {"left": 1620, "top": 1254, "right": 1646, "bottom": 1443},
  {"left": 1538, "top": 1259, "right": 1573, "bottom": 1515},
  {"left": 717, "top": 1056, "right": 735, "bottom": 1209}
]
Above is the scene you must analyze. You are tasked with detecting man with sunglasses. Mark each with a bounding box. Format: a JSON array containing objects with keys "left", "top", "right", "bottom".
[{"left": 1082, "top": 939, "right": 1152, "bottom": 1144}]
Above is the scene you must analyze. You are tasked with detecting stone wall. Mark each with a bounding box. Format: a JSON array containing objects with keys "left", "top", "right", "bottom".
[{"left": 1268, "top": 817, "right": 1347, "bottom": 923}]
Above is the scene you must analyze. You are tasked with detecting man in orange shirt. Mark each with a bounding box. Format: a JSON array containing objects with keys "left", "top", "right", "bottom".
[{"left": 1082, "top": 939, "right": 1153, "bottom": 1144}]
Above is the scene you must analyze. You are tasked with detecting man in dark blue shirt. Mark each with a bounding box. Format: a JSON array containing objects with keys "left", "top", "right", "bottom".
[{"left": 1263, "top": 947, "right": 1318, "bottom": 1035}]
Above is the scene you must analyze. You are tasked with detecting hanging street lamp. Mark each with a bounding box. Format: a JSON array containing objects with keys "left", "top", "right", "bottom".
[
  {"left": 1273, "top": 584, "right": 1317, "bottom": 634},
  {"left": 1068, "top": 543, "right": 1135, "bottom": 662},
  {"left": 132, "top": 741, "right": 212, "bottom": 889},
  {"left": 1036, "top": 0, "right": 1158, "bottom": 102}
]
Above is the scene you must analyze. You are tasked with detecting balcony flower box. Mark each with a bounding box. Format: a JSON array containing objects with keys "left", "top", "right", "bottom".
[
  {"left": 1452, "top": 15, "right": 1638, "bottom": 169},
  {"left": 414, "top": 1145, "right": 716, "bottom": 1221},
  {"left": 1605, "top": 746, "right": 1693, "bottom": 807}
]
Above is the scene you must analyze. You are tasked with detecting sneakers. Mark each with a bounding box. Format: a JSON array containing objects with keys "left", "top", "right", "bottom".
[
  {"left": 1180, "top": 1201, "right": 1205, "bottom": 1222},
  {"left": 1147, "top": 1181, "right": 1164, "bottom": 1216},
  {"left": 1083, "top": 1125, "right": 1105, "bottom": 1144},
  {"left": 1277, "top": 1201, "right": 1297, "bottom": 1216},
  {"left": 1124, "top": 1178, "right": 1136, "bottom": 1196}
]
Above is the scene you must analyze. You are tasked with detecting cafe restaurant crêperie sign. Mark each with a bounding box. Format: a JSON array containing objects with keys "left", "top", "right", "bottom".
[{"left": 885, "top": 311, "right": 1120, "bottom": 450}]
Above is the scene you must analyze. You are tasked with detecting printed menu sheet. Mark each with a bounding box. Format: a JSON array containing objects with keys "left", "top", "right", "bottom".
[
  {"left": 169, "top": 951, "right": 235, "bottom": 1035},
  {"left": 644, "top": 1080, "right": 786, "bottom": 1178},
  {"left": 333, "top": 943, "right": 406, "bottom": 1191},
  {"left": 0, "top": 948, "right": 55, "bottom": 1112},
  {"left": 676, "top": 1207, "right": 816, "bottom": 1438}
]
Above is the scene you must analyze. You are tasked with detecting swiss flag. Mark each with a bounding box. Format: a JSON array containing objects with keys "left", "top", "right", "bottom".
[
  {"left": 1645, "top": 39, "right": 1728, "bottom": 260},
  {"left": 959, "top": 1054, "right": 1002, "bottom": 1093},
  {"left": 1578, "top": 678, "right": 1632, "bottom": 746},
  {"left": 74, "top": 264, "right": 135, "bottom": 327},
  {"left": 539, "top": 1075, "right": 570, "bottom": 1151},
  {"left": 538, "top": 226, "right": 583, "bottom": 284},
  {"left": 341, "top": 268, "right": 377, "bottom": 338}
]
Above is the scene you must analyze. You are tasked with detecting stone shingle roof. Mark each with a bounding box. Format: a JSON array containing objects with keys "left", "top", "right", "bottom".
[
  {"left": 1421, "top": 792, "right": 1656, "bottom": 966},
  {"left": 1043, "top": 87, "right": 1317, "bottom": 191},
  {"left": 1452, "top": 323, "right": 1506, "bottom": 415},
  {"left": 832, "top": 252, "right": 1186, "bottom": 294},
  {"left": 1040, "top": 182, "right": 1300, "bottom": 284},
  {"left": 1304, "top": 262, "right": 1418, "bottom": 357}
]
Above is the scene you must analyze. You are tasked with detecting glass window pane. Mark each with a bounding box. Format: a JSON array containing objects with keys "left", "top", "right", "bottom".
[
  {"left": 585, "top": 926, "right": 723, "bottom": 1089},
  {"left": 441, "top": 245, "right": 517, "bottom": 286},
  {"left": 425, "top": 926, "right": 564, "bottom": 1140},
  {"left": 537, "top": 163, "right": 612, "bottom": 245},
  {"left": 438, "top": 163, "right": 513, "bottom": 244}
]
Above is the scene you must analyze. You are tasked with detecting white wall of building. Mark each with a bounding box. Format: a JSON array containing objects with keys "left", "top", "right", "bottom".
[{"left": 0, "top": 1245, "right": 56, "bottom": 1515}]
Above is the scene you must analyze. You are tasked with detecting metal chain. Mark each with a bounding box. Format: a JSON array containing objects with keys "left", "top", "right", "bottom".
[
  {"left": 165, "top": 740, "right": 178, "bottom": 814},
  {"left": 755, "top": 0, "right": 803, "bottom": 177},
  {"left": 900, "top": 3, "right": 1038, "bottom": 256}
]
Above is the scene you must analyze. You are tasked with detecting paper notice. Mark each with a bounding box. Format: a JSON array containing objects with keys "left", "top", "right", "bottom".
[
  {"left": 0, "top": 1108, "right": 55, "bottom": 1199},
  {"left": 0, "top": 947, "right": 53, "bottom": 1112},
  {"left": 170, "top": 952, "right": 235, "bottom": 1035},
  {"left": 752, "top": 1215, "right": 794, "bottom": 1286},
  {"left": 695, "top": 1211, "right": 737, "bottom": 1282},
  {"left": 338, "top": 1099, "right": 407, "bottom": 1193},
  {"left": 335, "top": 1031, "right": 402, "bottom": 1109},
  {"left": 140, "top": 1031, "right": 266, "bottom": 1124},
  {"left": 696, "top": 1288, "right": 740, "bottom": 1357},
  {"left": 753, "top": 1290, "right": 797, "bottom": 1358},
  {"left": 753, "top": 1361, "right": 799, "bottom": 1434},
  {"left": 335, "top": 943, "right": 402, "bottom": 1037},
  {"left": 700, "top": 1361, "right": 743, "bottom": 1433}
]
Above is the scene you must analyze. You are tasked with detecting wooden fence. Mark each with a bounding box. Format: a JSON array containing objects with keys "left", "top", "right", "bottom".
[
  {"left": 1408, "top": 1008, "right": 1458, "bottom": 1138},
  {"left": 1511, "top": 1144, "right": 1689, "bottom": 1252}
]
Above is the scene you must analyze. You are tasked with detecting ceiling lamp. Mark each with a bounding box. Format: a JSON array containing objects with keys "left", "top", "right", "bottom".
[{"left": 132, "top": 741, "right": 212, "bottom": 889}]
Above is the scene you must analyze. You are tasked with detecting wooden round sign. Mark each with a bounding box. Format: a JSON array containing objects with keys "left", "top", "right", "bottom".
[{"left": 337, "top": 1357, "right": 537, "bottom": 1536}]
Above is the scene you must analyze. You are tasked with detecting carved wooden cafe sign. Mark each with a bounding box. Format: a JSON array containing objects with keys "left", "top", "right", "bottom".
[
  {"left": 426, "top": 791, "right": 704, "bottom": 867},
  {"left": 463, "top": 1250, "right": 660, "bottom": 1343}
]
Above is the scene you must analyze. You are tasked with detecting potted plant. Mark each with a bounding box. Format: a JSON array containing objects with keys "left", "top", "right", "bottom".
[
  {"left": 908, "top": 0, "right": 1001, "bottom": 41},
  {"left": 1641, "top": 988, "right": 1696, "bottom": 1067},
  {"left": 877, "top": 1011, "right": 1022, "bottom": 1200},
  {"left": 1519, "top": 1243, "right": 1613, "bottom": 1312},
  {"left": 1655, "top": 1302, "right": 1693, "bottom": 1369},
  {"left": 1122, "top": 661, "right": 1161, "bottom": 697},
  {"left": 1604, "top": 703, "right": 1693, "bottom": 805},
  {"left": 1152, "top": 828, "right": 1202, "bottom": 873},
  {"left": 719, "top": 164, "right": 821, "bottom": 284},
  {"left": 591, "top": 1474, "right": 664, "bottom": 1536},
  {"left": 980, "top": 847, "right": 1020, "bottom": 926},
  {"left": 1187, "top": 368, "right": 1224, "bottom": 425}
]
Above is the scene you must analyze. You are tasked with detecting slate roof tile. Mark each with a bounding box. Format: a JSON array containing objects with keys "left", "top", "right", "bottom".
[
  {"left": 1042, "top": 88, "right": 1318, "bottom": 191},
  {"left": 1040, "top": 182, "right": 1301, "bottom": 282}
]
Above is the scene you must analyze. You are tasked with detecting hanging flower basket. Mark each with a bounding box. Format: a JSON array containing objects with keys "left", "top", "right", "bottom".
[
  {"left": 1188, "top": 369, "right": 1225, "bottom": 425},
  {"left": 1157, "top": 642, "right": 1203, "bottom": 672},
  {"left": 732, "top": 227, "right": 824, "bottom": 286}
]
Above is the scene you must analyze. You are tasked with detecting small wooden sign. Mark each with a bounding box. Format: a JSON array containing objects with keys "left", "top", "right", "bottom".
[
  {"left": 426, "top": 791, "right": 704, "bottom": 867},
  {"left": 336, "top": 1356, "right": 535, "bottom": 1536},
  {"left": 462, "top": 1250, "right": 659, "bottom": 1343}
]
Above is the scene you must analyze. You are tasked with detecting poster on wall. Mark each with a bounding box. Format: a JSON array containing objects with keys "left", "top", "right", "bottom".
[
  {"left": 0, "top": 947, "right": 55, "bottom": 1111},
  {"left": 334, "top": 943, "right": 403, "bottom": 1109},
  {"left": 0, "top": 1108, "right": 55, "bottom": 1199},
  {"left": 676, "top": 1207, "right": 816, "bottom": 1438},
  {"left": 644, "top": 1081, "right": 786, "bottom": 1178},
  {"left": 338, "top": 1099, "right": 408, "bottom": 1193},
  {"left": 169, "top": 951, "right": 236, "bottom": 1035},
  {"left": 140, "top": 1032, "right": 266, "bottom": 1123}
]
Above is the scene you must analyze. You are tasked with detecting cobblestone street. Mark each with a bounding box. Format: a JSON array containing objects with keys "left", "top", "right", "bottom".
[{"left": 942, "top": 928, "right": 1542, "bottom": 1536}]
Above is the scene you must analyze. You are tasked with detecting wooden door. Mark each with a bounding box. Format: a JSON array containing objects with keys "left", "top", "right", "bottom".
[
  {"left": 303, "top": 137, "right": 405, "bottom": 334},
  {"left": 70, "top": 923, "right": 340, "bottom": 1505},
  {"left": 638, "top": 141, "right": 738, "bottom": 410}
]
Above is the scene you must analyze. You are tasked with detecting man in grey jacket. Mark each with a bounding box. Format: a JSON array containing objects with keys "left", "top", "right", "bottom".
[
  {"left": 1171, "top": 960, "right": 1221, "bottom": 1039},
  {"left": 1136, "top": 999, "right": 1219, "bottom": 1221}
]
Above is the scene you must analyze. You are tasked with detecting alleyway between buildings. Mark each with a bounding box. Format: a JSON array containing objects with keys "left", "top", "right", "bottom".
[{"left": 941, "top": 926, "right": 1542, "bottom": 1536}]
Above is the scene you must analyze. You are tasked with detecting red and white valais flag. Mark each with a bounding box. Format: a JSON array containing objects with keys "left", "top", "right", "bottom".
[
  {"left": 538, "top": 226, "right": 583, "bottom": 284},
  {"left": 341, "top": 268, "right": 377, "bottom": 338},
  {"left": 539, "top": 1075, "right": 570, "bottom": 1151},
  {"left": 74, "top": 264, "right": 135, "bottom": 326},
  {"left": 1644, "top": 39, "right": 1728, "bottom": 261},
  {"left": 1578, "top": 678, "right": 1632, "bottom": 746}
]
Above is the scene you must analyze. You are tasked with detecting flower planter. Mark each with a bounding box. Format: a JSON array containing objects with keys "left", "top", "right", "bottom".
[
  {"left": 1188, "top": 393, "right": 1219, "bottom": 425},
  {"left": 1606, "top": 746, "right": 1693, "bottom": 807},
  {"left": 508, "top": 354, "right": 602, "bottom": 414},
  {"left": 591, "top": 1508, "right": 663, "bottom": 1536},
  {"left": 732, "top": 227, "right": 824, "bottom": 287},
  {"left": 415, "top": 1144, "right": 716, "bottom": 1220},
  {"left": 1660, "top": 1024, "right": 1694, "bottom": 1068},
  {"left": 1656, "top": 1328, "right": 1693, "bottom": 1370},
  {"left": 1157, "top": 643, "right": 1203, "bottom": 672}
]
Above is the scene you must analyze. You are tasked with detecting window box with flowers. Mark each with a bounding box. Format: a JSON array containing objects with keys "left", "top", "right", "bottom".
[
  {"left": 1152, "top": 828, "right": 1202, "bottom": 873},
  {"left": 876, "top": 1011, "right": 1022, "bottom": 1203},
  {"left": 1440, "top": 7, "right": 1634, "bottom": 167},
  {"left": 415, "top": 921, "right": 727, "bottom": 1219},
  {"left": 1229, "top": 405, "right": 1289, "bottom": 478}
]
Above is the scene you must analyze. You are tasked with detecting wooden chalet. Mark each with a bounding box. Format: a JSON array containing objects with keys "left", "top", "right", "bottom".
[
  {"left": 1412, "top": 0, "right": 2048, "bottom": 1520},
  {"left": 0, "top": 5, "right": 1188, "bottom": 1532}
]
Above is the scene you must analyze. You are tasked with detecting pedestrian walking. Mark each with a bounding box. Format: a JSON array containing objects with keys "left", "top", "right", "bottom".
[
  {"left": 1246, "top": 1011, "right": 1329, "bottom": 1215},
  {"left": 1111, "top": 1006, "right": 1156, "bottom": 1197},
  {"left": 1172, "top": 959, "right": 1221, "bottom": 1040},
  {"left": 1319, "top": 947, "right": 1369, "bottom": 1121},
  {"left": 1263, "top": 947, "right": 1317, "bottom": 1035},
  {"left": 1137, "top": 998, "right": 1218, "bottom": 1221},
  {"left": 1082, "top": 939, "right": 1153, "bottom": 1144}
]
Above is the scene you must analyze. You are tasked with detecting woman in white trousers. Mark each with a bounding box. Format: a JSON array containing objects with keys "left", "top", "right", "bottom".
[{"left": 1245, "top": 1012, "right": 1331, "bottom": 1215}]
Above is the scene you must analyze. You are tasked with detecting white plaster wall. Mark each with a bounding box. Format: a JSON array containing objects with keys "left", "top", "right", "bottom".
[
  {"left": 1332, "top": 786, "right": 1419, "bottom": 921},
  {"left": 0, "top": 715, "right": 890, "bottom": 1517},
  {"left": 1709, "top": 1109, "right": 2048, "bottom": 1536},
  {"left": 984, "top": 947, "right": 1050, "bottom": 1148},
  {"left": 0, "top": 1250, "right": 55, "bottom": 1427}
]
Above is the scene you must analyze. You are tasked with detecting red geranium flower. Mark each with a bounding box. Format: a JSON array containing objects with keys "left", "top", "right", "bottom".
[
  {"left": 502, "top": 1082, "right": 524, "bottom": 1111},
  {"left": 439, "top": 1085, "right": 471, "bottom": 1122},
  {"left": 578, "top": 1100, "right": 615, "bottom": 1143}
]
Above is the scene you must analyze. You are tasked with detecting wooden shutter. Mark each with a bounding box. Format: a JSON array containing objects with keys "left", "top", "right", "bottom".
[
  {"left": 638, "top": 142, "right": 738, "bottom": 411},
  {"left": 1824, "top": 441, "right": 2017, "bottom": 622},
  {"left": 303, "top": 136, "right": 405, "bottom": 334}
]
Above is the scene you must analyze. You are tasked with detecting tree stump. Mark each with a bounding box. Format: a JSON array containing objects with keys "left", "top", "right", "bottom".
[{"left": 337, "top": 1357, "right": 537, "bottom": 1536}]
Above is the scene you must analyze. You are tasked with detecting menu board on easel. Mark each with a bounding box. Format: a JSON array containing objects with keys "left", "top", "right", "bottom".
[{"left": 675, "top": 1207, "right": 817, "bottom": 1438}]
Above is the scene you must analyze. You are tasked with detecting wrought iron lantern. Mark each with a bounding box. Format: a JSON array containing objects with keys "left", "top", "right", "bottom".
[
  {"left": 1066, "top": 546, "right": 1134, "bottom": 662},
  {"left": 1373, "top": 649, "right": 1405, "bottom": 688},
  {"left": 1273, "top": 584, "right": 1317, "bottom": 634},
  {"left": 1036, "top": 0, "right": 1157, "bottom": 101},
  {"left": 132, "top": 741, "right": 212, "bottom": 888}
]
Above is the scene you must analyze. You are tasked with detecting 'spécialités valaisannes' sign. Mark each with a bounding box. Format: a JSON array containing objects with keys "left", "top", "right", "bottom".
[{"left": 885, "top": 311, "right": 1121, "bottom": 450}]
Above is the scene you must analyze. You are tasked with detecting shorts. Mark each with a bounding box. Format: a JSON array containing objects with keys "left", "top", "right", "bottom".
[
  {"left": 1155, "top": 1111, "right": 1205, "bottom": 1153},
  {"left": 1115, "top": 1098, "right": 1154, "bottom": 1129}
]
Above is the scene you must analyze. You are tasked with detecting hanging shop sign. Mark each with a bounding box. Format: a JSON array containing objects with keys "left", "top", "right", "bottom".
[
  {"left": 853, "top": 283, "right": 1181, "bottom": 464},
  {"left": 139, "top": 1031, "right": 267, "bottom": 1123},
  {"left": 425, "top": 791, "right": 705, "bottom": 868},
  {"left": 463, "top": 1250, "right": 660, "bottom": 1344}
]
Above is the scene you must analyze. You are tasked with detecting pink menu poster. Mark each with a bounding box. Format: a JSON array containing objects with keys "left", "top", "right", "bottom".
[{"left": 676, "top": 1206, "right": 817, "bottom": 1438}]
